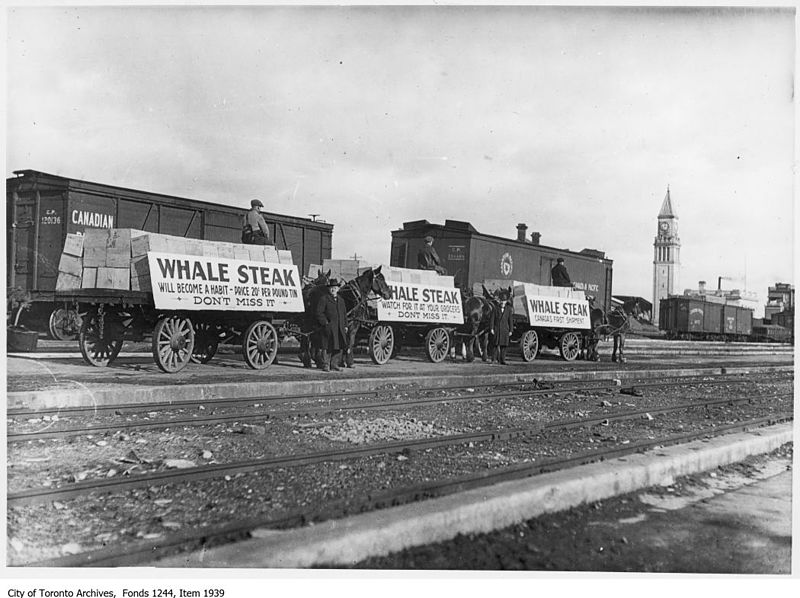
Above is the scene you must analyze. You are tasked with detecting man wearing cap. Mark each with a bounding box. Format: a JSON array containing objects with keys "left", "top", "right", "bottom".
[
  {"left": 313, "top": 278, "right": 348, "bottom": 372},
  {"left": 417, "top": 235, "right": 447, "bottom": 275},
  {"left": 551, "top": 257, "right": 572, "bottom": 287},
  {"left": 242, "top": 199, "right": 272, "bottom": 245}
]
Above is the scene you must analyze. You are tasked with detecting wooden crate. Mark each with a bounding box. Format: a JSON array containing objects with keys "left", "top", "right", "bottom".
[
  {"left": 55, "top": 272, "right": 81, "bottom": 291},
  {"left": 57, "top": 254, "right": 84, "bottom": 278},
  {"left": 184, "top": 239, "right": 205, "bottom": 257},
  {"left": 130, "top": 256, "right": 150, "bottom": 279},
  {"left": 83, "top": 229, "right": 110, "bottom": 267},
  {"left": 81, "top": 267, "right": 98, "bottom": 289},
  {"left": 96, "top": 267, "right": 130, "bottom": 290},
  {"left": 263, "top": 246, "right": 280, "bottom": 264},
  {"left": 131, "top": 275, "right": 152, "bottom": 292},
  {"left": 62, "top": 233, "right": 85, "bottom": 257},
  {"left": 106, "top": 229, "right": 133, "bottom": 268},
  {"left": 217, "top": 242, "right": 235, "bottom": 259},
  {"left": 131, "top": 233, "right": 184, "bottom": 257}
]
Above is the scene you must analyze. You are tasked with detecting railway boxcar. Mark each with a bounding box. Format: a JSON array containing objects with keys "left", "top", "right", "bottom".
[
  {"left": 659, "top": 295, "right": 753, "bottom": 341},
  {"left": 7, "top": 169, "right": 333, "bottom": 338},
  {"left": 390, "top": 219, "right": 614, "bottom": 310},
  {"left": 751, "top": 323, "right": 793, "bottom": 343}
]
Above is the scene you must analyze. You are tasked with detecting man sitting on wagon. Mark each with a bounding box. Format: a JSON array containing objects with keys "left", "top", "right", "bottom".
[
  {"left": 242, "top": 199, "right": 273, "bottom": 245},
  {"left": 551, "top": 257, "right": 572, "bottom": 287},
  {"left": 418, "top": 235, "right": 448, "bottom": 275},
  {"left": 313, "top": 278, "right": 348, "bottom": 372}
]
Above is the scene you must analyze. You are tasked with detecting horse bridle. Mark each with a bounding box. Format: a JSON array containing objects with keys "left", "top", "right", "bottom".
[{"left": 340, "top": 277, "right": 383, "bottom": 319}]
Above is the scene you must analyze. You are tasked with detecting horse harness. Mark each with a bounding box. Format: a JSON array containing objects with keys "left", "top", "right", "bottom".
[
  {"left": 338, "top": 278, "right": 381, "bottom": 327},
  {"left": 594, "top": 307, "right": 630, "bottom": 339}
]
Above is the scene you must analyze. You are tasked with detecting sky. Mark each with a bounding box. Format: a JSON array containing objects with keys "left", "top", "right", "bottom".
[{"left": 4, "top": 4, "right": 795, "bottom": 317}]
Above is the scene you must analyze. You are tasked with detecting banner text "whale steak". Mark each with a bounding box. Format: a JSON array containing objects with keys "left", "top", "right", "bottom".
[{"left": 156, "top": 258, "right": 296, "bottom": 286}]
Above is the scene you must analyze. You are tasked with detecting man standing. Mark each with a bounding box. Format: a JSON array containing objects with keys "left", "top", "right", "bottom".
[
  {"left": 313, "top": 278, "right": 348, "bottom": 372},
  {"left": 551, "top": 257, "right": 572, "bottom": 287},
  {"left": 491, "top": 287, "right": 514, "bottom": 365},
  {"left": 417, "top": 235, "right": 447, "bottom": 275},
  {"left": 242, "top": 199, "right": 272, "bottom": 245}
]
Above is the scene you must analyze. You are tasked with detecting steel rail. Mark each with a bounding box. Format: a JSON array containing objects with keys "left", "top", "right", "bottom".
[
  {"left": 8, "top": 392, "right": 792, "bottom": 507},
  {"left": 7, "top": 364, "right": 793, "bottom": 418},
  {"left": 23, "top": 413, "right": 793, "bottom": 568},
  {"left": 7, "top": 374, "right": 792, "bottom": 443}
]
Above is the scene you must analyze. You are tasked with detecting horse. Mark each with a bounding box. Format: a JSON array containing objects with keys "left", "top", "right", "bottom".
[
  {"left": 458, "top": 285, "right": 496, "bottom": 362},
  {"left": 585, "top": 299, "right": 639, "bottom": 363},
  {"left": 336, "top": 266, "right": 392, "bottom": 367},
  {"left": 297, "top": 269, "right": 332, "bottom": 368}
]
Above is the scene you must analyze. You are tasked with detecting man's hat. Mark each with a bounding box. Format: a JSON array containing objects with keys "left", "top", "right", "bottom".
[
  {"left": 251, "top": 199, "right": 263, "bottom": 208},
  {"left": 424, "top": 235, "right": 434, "bottom": 243},
  {"left": 556, "top": 257, "right": 565, "bottom": 263}
]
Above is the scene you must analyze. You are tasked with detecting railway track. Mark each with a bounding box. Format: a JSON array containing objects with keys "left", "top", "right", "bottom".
[
  {"left": 8, "top": 391, "right": 791, "bottom": 506},
  {"left": 23, "top": 413, "right": 792, "bottom": 567},
  {"left": 8, "top": 366, "right": 793, "bottom": 567},
  {"left": 8, "top": 372, "right": 793, "bottom": 442}
]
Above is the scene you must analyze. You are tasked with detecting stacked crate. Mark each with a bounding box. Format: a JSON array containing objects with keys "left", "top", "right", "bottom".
[
  {"left": 379, "top": 265, "right": 455, "bottom": 288},
  {"left": 55, "top": 229, "right": 292, "bottom": 293},
  {"left": 477, "top": 279, "right": 587, "bottom": 315},
  {"left": 55, "top": 233, "right": 86, "bottom": 290}
]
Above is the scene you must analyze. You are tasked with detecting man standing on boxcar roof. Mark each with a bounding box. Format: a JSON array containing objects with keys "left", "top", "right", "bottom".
[
  {"left": 242, "top": 199, "right": 272, "bottom": 245},
  {"left": 418, "top": 235, "right": 447, "bottom": 275},
  {"left": 551, "top": 257, "right": 572, "bottom": 287}
]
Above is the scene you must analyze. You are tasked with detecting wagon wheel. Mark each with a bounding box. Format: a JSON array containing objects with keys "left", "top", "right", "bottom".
[
  {"left": 49, "top": 307, "right": 83, "bottom": 341},
  {"left": 79, "top": 309, "right": 124, "bottom": 367},
  {"left": 190, "top": 321, "right": 221, "bottom": 364},
  {"left": 520, "top": 329, "right": 539, "bottom": 362},
  {"left": 368, "top": 324, "right": 394, "bottom": 365},
  {"left": 243, "top": 320, "right": 278, "bottom": 370},
  {"left": 152, "top": 315, "right": 195, "bottom": 373},
  {"left": 558, "top": 331, "right": 581, "bottom": 362},
  {"left": 425, "top": 327, "right": 450, "bottom": 363}
]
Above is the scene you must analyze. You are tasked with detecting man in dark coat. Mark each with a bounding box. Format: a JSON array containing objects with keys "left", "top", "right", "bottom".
[
  {"left": 313, "top": 278, "right": 348, "bottom": 372},
  {"left": 551, "top": 257, "right": 572, "bottom": 287},
  {"left": 417, "top": 235, "right": 447, "bottom": 275},
  {"left": 491, "top": 287, "right": 514, "bottom": 365}
]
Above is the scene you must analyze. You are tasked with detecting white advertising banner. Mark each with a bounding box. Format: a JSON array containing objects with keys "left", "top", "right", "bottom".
[
  {"left": 377, "top": 282, "right": 463, "bottom": 324},
  {"left": 147, "top": 252, "right": 304, "bottom": 312},
  {"left": 520, "top": 286, "right": 591, "bottom": 330}
]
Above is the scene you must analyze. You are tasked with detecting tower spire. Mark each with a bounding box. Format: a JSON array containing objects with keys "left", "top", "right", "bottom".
[{"left": 658, "top": 186, "right": 676, "bottom": 218}]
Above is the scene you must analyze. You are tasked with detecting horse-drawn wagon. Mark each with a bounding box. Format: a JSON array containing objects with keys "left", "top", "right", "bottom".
[
  {"left": 54, "top": 229, "right": 305, "bottom": 373},
  {"left": 479, "top": 281, "right": 592, "bottom": 362},
  {"left": 314, "top": 264, "right": 463, "bottom": 365},
  {"left": 476, "top": 280, "right": 634, "bottom": 363}
]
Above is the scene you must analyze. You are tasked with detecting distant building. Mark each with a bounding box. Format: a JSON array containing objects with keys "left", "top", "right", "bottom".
[
  {"left": 652, "top": 187, "right": 681, "bottom": 326},
  {"left": 764, "top": 282, "right": 794, "bottom": 322},
  {"left": 682, "top": 280, "right": 759, "bottom": 310}
]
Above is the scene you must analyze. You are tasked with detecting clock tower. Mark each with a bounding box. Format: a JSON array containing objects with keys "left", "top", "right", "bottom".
[{"left": 652, "top": 187, "right": 681, "bottom": 326}]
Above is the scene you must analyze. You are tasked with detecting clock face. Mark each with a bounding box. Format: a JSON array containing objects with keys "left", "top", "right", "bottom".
[{"left": 659, "top": 222, "right": 669, "bottom": 231}]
